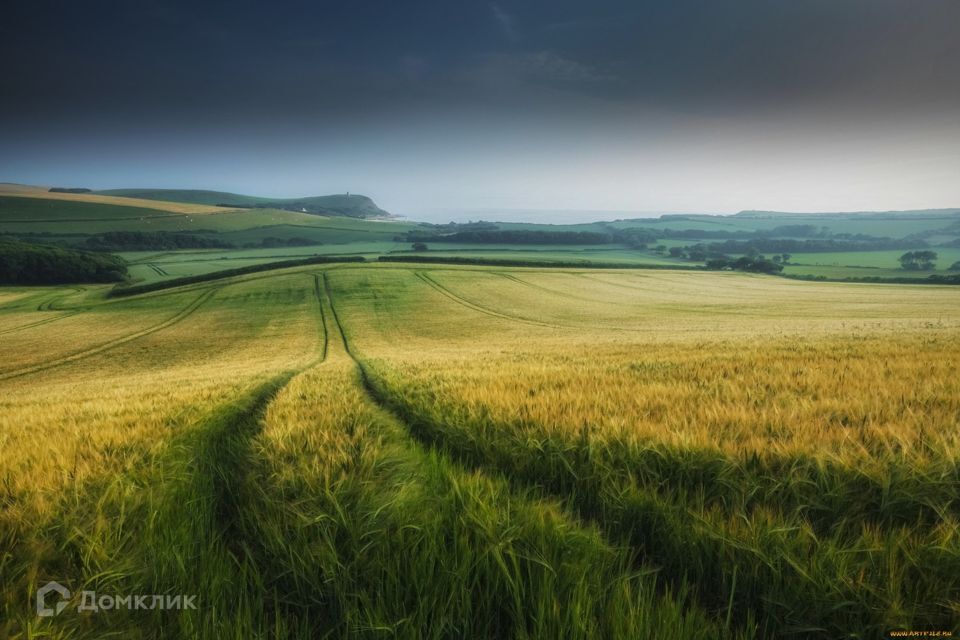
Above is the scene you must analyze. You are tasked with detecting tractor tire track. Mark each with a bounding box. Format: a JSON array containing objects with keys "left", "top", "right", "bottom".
[
  {"left": 0, "top": 287, "right": 220, "bottom": 381},
  {"left": 328, "top": 347, "right": 740, "bottom": 633},
  {"left": 2, "top": 271, "right": 330, "bottom": 634},
  {"left": 182, "top": 272, "right": 330, "bottom": 628},
  {"left": 198, "top": 369, "right": 306, "bottom": 597},
  {"left": 418, "top": 270, "right": 651, "bottom": 333},
  {"left": 323, "top": 272, "right": 578, "bottom": 518},
  {"left": 313, "top": 273, "right": 329, "bottom": 361},
  {"left": 319, "top": 272, "right": 726, "bottom": 635},
  {"left": 322, "top": 271, "right": 745, "bottom": 632},
  {"left": 36, "top": 287, "right": 84, "bottom": 311},
  {"left": 491, "top": 272, "right": 671, "bottom": 332},
  {"left": 497, "top": 272, "right": 696, "bottom": 314},
  {"left": 326, "top": 271, "right": 567, "bottom": 498},
  {"left": 413, "top": 271, "right": 561, "bottom": 328},
  {"left": 495, "top": 272, "right": 630, "bottom": 305},
  {"left": 574, "top": 272, "right": 766, "bottom": 302},
  {"left": 0, "top": 311, "right": 80, "bottom": 336},
  {"left": 573, "top": 272, "right": 654, "bottom": 293}
]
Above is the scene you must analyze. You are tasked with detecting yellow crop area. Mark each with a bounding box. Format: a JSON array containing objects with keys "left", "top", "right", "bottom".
[
  {"left": 0, "top": 184, "right": 228, "bottom": 214},
  {"left": 1, "top": 264, "right": 958, "bottom": 638}
]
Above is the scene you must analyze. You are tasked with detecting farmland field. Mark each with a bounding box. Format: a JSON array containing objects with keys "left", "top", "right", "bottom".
[
  {"left": 2, "top": 263, "right": 958, "bottom": 638},
  {"left": 4, "top": 190, "right": 960, "bottom": 286}
]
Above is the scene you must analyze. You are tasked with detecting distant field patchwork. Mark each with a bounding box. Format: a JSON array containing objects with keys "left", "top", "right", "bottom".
[{"left": 4, "top": 192, "right": 960, "bottom": 285}]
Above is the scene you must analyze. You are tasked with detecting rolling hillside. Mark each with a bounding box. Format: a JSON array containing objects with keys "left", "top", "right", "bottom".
[
  {"left": 3, "top": 263, "right": 959, "bottom": 637},
  {"left": 3, "top": 183, "right": 960, "bottom": 285},
  {"left": 0, "top": 183, "right": 224, "bottom": 214},
  {"left": 95, "top": 189, "right": 391, "bottom": 219}
]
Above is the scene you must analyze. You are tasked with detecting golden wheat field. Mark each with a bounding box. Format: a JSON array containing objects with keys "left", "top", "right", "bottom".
[
  {"left": 2, "top": 263, "right": 959, "bottom": 639},
  {"left": 0, "top": 184, "right": 227, "bottom": 215}
]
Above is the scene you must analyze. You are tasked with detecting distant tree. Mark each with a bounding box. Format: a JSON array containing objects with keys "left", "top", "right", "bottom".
[
  {"left": 652, "top": 245, "right": 667, "bottom": 254},
  {"left": 949, "top": 261, "right": 960, "bottom": 271},
  {"left": 743, "top": 255, "right": 782, "bottom": 273},
  {"left": 613, "top": 228, "right": 656, "bottom": 248},
  {"left": 411, "top": 242, "right": 428, "bottom": 251},
  {"left": 899, "top": 250, "right": 938, "bottom": 270},
  {"left": 668, "top": 246, "right": 685, "bottom": 258},
  {"left": 705, "top": 255, "right": 783, "bottom": 274},
  {"left": 781, "top": 253, "right": 791, "bottom": 263}
]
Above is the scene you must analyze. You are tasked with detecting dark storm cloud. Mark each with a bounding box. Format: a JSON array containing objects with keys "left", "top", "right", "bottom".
[
  {"left": 4, "top": 0, "right": 958, "bottom": 121},
  {"left": 2, "top": 0, "right": 505, "bottom": 121},
  {"left": 2, "top": 0, "right": 958, "bottom": 214}
]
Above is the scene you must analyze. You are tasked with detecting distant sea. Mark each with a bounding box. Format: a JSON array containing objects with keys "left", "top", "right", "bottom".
[{"left": 397, "top": 208, "right": 668, "bottom": 225}]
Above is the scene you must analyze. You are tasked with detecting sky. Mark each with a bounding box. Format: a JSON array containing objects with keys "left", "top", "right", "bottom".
[{"left": 2, "top": 0, "right": 959, "bottom": 219}]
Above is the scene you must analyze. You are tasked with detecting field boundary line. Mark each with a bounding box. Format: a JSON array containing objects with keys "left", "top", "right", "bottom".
[{"left": 0, "top": 287, "right": 219, "bottom": 381}]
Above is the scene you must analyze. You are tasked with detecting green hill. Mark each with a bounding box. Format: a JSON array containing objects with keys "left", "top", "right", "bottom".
[{"left": 94, "top": 189, "right": 390, "bottom": 218}]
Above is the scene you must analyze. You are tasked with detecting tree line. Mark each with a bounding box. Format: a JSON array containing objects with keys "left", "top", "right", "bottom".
[
  {"left": 0, "top": 240, "right": 127, "bottom": 284},
  {"left": 403, "top": 230, "right": 612, "bottom": 245},
  {"left": 83, "top": 231, "right": 232, "bottom": 251}
]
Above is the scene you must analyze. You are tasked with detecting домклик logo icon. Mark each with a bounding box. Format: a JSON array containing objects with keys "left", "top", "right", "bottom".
[{"left": 36, "top": 581, "right": 71, "bottom": 617}]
